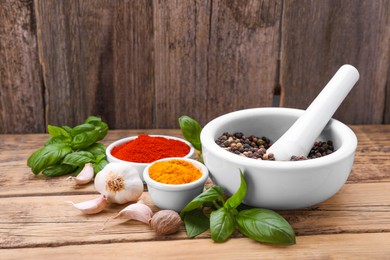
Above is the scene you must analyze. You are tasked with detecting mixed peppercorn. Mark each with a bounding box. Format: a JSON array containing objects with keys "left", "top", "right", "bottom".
[{"left": 215, "top": 132, "right": 334, "bottom": 161}]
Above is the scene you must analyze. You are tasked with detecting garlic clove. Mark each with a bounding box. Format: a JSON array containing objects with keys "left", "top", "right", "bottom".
[
  {"left": 112, "top": 200, "right": 153, "bottom": 224},
  {"left": 71, "top": 163, "right": 94, "bottom": 185},
  {"left": 66, "top": 196, "right": 107, "bottom": 215}
]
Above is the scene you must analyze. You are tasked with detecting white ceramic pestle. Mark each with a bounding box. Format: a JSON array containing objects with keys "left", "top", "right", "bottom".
[{"left": 266, "top": 64, "right": 359, "bottom": 161}]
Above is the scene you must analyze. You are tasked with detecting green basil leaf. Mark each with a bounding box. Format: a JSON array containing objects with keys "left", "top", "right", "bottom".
[
  {"left": 88, "top": 120, "right": 109, "bottom": 141},
  {"left": 62, "top": 125, "right": 73, "bottom": 133},
  {"left": 85, "top": 143, "right": 106, "bottom": 156},
  {"left": 73, "top": 166, "right": 83, "bottom": 175},
  {"left": 92, "top": 159, "right": 108, "bottom": 174},
  {"left": 42, "top": 164, "right": 77, "bottom": 177},
  {"left": 30, "top": 143, "right": 72, "bottom": 174},
  {"left": 71, "top": 130, "right": 100, "bottom": 150},
  {"left": 94, "top": 153, "right": 106, "bottom": 163},
  {"left": 210, "top": 207, "right": 235, "bottom": 243},
  {"left": 180, "top": 186, "right": 225, "bottom": 217},
  {"left": 70, "top": 123, "right": 95, "bottom": 137},
  {"left": 62, "top": 151, "right": 95, "bottom": 167},
  {"left": 27, "top": 147, "right": 44, "bottom": 170},
  {"left": 236, "top": 208, "right": 296, "bottom": 245},
  {"left": 44, "top": 135, "right": 72, "bottom": 146},
  {"left": 225, "top": 170, "right": 247, "bottom": 209},
  {"left": 48, "top": 125, "right": 70, "bottom": 138},
  {"left": 179, "top": 116, "right": 202, "bottom": 151},
  {"left": 85, "top": 116, "right": 102, "bottom": 123},
  {"left": 183, "top": 209, "right": 210, "bottom": 238},
  {"left": 75, "top": 116, "right": 108, "bottom": 143}
]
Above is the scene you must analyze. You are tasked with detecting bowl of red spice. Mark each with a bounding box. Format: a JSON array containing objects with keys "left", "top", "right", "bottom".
[
  {"left": 143, "top": 157, "right": 209, "bottom": 212},
  {"left": 106, "top": 134, "right": 195, "bottom": 181}
]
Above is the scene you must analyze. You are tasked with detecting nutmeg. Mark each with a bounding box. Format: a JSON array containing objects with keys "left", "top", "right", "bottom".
[{"left": 150, "top": 210, "right": 182, "bottom": 235}]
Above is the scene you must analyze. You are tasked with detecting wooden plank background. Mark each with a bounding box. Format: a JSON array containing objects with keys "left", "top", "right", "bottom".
[{"left": 0, "top": 0, "right": 389, "bottom": 134}]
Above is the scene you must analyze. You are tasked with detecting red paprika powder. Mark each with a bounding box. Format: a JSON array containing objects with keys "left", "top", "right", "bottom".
[{"left": 111, "top": 134, "right": 191, "bottom": 163}]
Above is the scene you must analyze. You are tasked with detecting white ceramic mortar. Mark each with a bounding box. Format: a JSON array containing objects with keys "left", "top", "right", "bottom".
[{"left": 200, "top": 107, "right": 357, "bottom": 210}]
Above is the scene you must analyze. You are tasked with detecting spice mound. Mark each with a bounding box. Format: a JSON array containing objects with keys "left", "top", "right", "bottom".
[
  {"left": 215, "top": 132, "right": 334, "bottom": 161},
  {"left": 149, "top": 159, "right": 202, "bottom": 184},
  {"left": 111, "top": 134, "right": 190, "bottom": 163}
]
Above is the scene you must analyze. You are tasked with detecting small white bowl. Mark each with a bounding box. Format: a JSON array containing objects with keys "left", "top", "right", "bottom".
[
  {"left": 106, "top": 135, "right": 195, "bottom": 181},
  {"left": 143, "top": 157, "right": 209, "bottom": 212}
]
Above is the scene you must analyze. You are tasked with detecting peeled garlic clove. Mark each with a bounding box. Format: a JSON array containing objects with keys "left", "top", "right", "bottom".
[
  {"left": 72, "top": 163, "right": 94, "bottom": 185},
  {"left": 66, "top": 196, "right": 107, "bottom": 214},
  {"left": 113, "top": 200, "right": 153, "bottom": 224}
]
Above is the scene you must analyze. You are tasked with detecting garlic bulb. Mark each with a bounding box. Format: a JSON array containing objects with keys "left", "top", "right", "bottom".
[
  {"left": 66, "top": 196, "right": 107, "bottom": 214},
  {"left": 94, "top": 162, "right": 143, "bottom": 204}
]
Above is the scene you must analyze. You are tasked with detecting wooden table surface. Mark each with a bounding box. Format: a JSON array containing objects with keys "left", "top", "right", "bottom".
[{"left": 1, "top": 126, "right": 389, "bottom": 259}]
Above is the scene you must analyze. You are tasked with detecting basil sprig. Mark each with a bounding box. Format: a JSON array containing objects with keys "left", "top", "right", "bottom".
[
  {"left": 180, "top": 171, "right": 296, "bottom": 245},
  {"left": 27, "top": 116, "right": 109, "bottom": 177}
]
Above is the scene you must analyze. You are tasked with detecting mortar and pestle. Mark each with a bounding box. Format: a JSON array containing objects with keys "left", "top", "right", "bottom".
[{"left": 200, "top": 65, "right": 359, "bottom": 209}]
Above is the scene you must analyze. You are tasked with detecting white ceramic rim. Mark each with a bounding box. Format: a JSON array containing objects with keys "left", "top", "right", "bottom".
[
  {"left": 143, "top": 157, "right": 209, "bottom": 191},
  {"left": 200, "top": 107, "right": 358, "bottom": 170},
  {"left": 106, "top": 135, "right": 195, "bottom": 165}
]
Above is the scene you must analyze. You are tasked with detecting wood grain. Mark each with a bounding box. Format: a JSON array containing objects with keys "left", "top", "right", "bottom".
[
  {"left": 385, "top": 64, "right": 390, "bottom": 123},
  {"left": 280, "top": 0, "right": 390, "bottom": 124},
  {"left": 348, "top": 125, "right": 390, "bottom": 183},
  {"left": 35, "top": 0, "right": 154, "bottom": 129},
  {"left": 1, "top": 126, "right": 387, "bottom": 197},
  {"left": 2, "top": 233, "right": 390, "bottom": 259},
  {"left": 110, "top": 0, "right": 154, "bottom": 129},
  {"left": 0, "top": 182, "right": 389, "bottom": 248},
  {"left": 35, "top": 0, "right": 106, "bottom": 127},
  {"left": 0, "top": 0, "right": 44, "bottom": 133},
  {"left": 153, "top": 0, "right": 211, "bottom": 128},
  {"left": 1, "top": 0, "right": 390, "bottom": 133},
  {"left": 0, "top": 128, "right": 389, "bottom": 257},
  {"left": 205, "top": 0, "right": 280, "bottom": 121},
  {"left": 154, "top": 0, "right": 280, "bottom": 128}
]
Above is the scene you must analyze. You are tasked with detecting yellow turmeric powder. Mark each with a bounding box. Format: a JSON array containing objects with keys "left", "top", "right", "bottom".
[{"left": 149, "top": 159, "right": 202, "bottom": 184}]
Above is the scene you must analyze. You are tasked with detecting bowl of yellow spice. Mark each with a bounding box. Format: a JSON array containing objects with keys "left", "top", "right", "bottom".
[{"left": 143, "top": 157, "right": 209, "bottom": 212}]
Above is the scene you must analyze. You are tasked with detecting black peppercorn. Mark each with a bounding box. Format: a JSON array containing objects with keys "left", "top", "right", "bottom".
[{"left": 215, "top": 132, "right": 334, "bottom": 161}]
